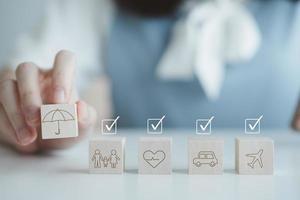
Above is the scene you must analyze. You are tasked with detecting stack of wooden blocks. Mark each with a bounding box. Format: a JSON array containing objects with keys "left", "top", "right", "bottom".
[
  {"left": 88, "top": 136, "right": 274, "bottom": 175},
  {"left": 40, "top": 104, "right": 274, "bottom": 175}
]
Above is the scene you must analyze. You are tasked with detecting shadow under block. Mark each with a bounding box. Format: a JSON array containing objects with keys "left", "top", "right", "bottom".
[
  {"left": 138, "top": 137, "right": 172, "bottom": 174},
  {"left": 188, "top": 137, "right": 224, "bottom": 174},
  {"left": 89, "top": 137, "right": 125, "bottom": 174},
  {"left": 41, "top": 104, "right": 78, "bottom": 139},
  {"left": 235, "top": 137, "right": 274, "bottom": 175}
]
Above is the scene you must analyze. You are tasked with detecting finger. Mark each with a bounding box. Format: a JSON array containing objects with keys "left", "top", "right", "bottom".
[
  {"left": 16, "top": 62, "right": 42, "bottom": 127},
  {"left": 0, "top": 104, "right": 18, "bottom": 145},
  {"left": 0, "top": 79, "right": 37, "bottom": 145},
  {"left": 77, "top": 100, "right": 97, "bottom": 132},
  {"left": 52, "top": 50, "right": 76, "bottom": 103},
  {"left": 0, "top": 105, "right": 38, "bottom": 153},
  {"left": 292, "top": 101, "right": 300, "bottom": 130},
  {"left": 0, "top": 68, "right": 15, "bottom": 82},
  {"left": 292, "top": 115, "right": 300, "bottom": 130}
]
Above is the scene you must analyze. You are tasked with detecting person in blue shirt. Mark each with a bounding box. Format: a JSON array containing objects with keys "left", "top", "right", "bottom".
[{"left": 0, "top": 0, "right": 299, "bottom": 153}]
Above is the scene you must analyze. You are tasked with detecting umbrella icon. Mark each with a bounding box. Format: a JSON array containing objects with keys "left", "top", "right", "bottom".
[{"left": 42, "top": 109, "right": 75, "bottom": 135}]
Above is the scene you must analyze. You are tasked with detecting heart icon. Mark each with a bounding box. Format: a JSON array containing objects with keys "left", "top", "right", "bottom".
[{"left": 143, "top": 150, "right": 166, "bottom": 168}]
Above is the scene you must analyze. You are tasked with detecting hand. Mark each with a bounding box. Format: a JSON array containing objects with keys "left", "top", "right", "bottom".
[
  {"left": 292, "top": 99, "right": 300, "bottom": 131},
  {"left": 0, "top": 50, "right": 97, "bottom": 153}
]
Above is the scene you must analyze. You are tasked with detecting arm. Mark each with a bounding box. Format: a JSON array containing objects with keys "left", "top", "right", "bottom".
[{"left": 0, "top": 1, "right": 114, "bottom": 153}]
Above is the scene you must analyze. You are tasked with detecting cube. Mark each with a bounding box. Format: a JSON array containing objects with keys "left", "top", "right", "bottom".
[
  {"left": 138, "top": 137, "right": 172, "bottom": 174},
  {"left": 89, "top": 137, "right": 125, "bottom": 174},
  {"left": 188, "top": 137, "right": 224, "bottom": 174},
  {"left": 41, "top": 104, "right": 78, "bottom": 139},
  {"left": 236, "top": 137, "right": 274, "bottom": 175}
]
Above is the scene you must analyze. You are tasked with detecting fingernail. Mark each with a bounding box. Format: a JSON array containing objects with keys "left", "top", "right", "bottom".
[
  {"left": 17, "top": 128, "right": 35, "bottom": 146},
  {"left": 54, "top": 88, "right": 65, "bottom": 103}
]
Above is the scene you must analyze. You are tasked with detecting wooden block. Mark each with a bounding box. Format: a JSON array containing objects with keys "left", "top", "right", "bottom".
[
  {"left": 89, "top": 137, "right": 125, "bottom": 174},
  {"left": 138, "top": 137, "right": 172, "bottom": 174},
  {"left": 188, "top": 137, "right": 224, "bottom": 174},
  {"left": 41, "top": 104, "right": 78, "bottom": 139},
  {"left": 236, "top": 137, "right": 274, "bottom": 175}
]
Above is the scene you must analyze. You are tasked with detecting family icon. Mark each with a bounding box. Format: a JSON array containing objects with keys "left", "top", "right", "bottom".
[
  {"left": 91, "top": 149, "right": 120, "bottom": 168},
  {"left": 89, "top": 137, "right": 125, "bottom": 174}
]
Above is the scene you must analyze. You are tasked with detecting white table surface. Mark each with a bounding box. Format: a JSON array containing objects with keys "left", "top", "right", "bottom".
[{"left": 1, "top": 129, "right": 300, "bottom": 200}]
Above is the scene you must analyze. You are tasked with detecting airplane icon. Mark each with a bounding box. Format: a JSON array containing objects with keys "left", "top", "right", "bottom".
[{"left": 245, "top": 149, "right": 264, "bottom": 169}]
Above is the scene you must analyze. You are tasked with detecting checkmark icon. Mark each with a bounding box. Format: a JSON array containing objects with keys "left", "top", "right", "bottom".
[
  {"left": 199, "top": 116, "right": 215, "bottom": 131},
  {"left": 147, "top": 115, "right": 166, "bottom": 134},
  {"left": 196, "top": 116, "right": 214, "bottom": 134},
  {"left": 102, "top": 116, "right": 120, "bottom": 135},
  {"left": 245, "top": 115, "right": 263, "bottom": 134},
  {"left": 151, "top": 115, "right": 165, "bottom": 130}
]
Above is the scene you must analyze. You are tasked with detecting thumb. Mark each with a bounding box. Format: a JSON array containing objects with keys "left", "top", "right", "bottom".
[{"left": 77, "top": 100, "right": 97, "bottom": 133}]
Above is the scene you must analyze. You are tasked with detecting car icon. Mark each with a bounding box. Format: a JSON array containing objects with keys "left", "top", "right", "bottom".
[{"left": 193, "top": 151, "right": 218, "bottom": 167}]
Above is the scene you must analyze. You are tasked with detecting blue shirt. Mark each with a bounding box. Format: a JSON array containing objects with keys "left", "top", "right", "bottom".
[{"left": 106, "top": 0, "right": 300, "bottom": 129}]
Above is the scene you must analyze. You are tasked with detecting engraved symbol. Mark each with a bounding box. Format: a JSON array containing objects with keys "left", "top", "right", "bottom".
[
  {"left": 42, "top": 109, "right": 75, "bottom": 135},
  {"left": 246, "top": 149, "right": 264, "bottom": 168},
  {"left": 193, "top": 151, "right": 218, "bottom": 167},
  {"left": 91, "top": 149, "right": 120, "bottom": 169},
  {"left": 143, "top": 150, "right": 166, "bottom": 168}
]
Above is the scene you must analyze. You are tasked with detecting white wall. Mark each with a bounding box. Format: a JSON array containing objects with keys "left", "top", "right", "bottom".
[{"left": 0, "top": 0, "right": 46, "bottom": 65}]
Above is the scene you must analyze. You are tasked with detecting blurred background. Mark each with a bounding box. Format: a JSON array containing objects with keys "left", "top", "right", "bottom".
[
  {"left": 0, "top": 0, "right": 299, "bottom": 129},
  {"left": 0, "top": 0, "right": 45, "bottom": 63}
]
